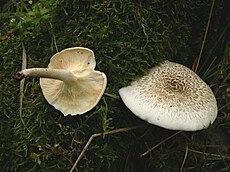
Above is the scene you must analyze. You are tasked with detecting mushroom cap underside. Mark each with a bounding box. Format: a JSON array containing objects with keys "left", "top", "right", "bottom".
[
  {"left": 119, "top": 61, "right": 218, "bottom": 131},
  {"left": 40, "top": 47, "right": 107, "bottom": 116},
  {"left": 40, "top": 70, "right": 107, "bottom": 116},
  {"left": 49, "top": 47, "right": 96, "bottom": 72}
]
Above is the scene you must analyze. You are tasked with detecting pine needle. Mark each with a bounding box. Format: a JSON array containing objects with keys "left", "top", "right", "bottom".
[
  {"left": 140, "top": 130, "right": 183, "bottom": 157},
  {"left": 104, "top": 93, "right": 120, "bottom": 100},
  {"left": 188, "top": 148, "right": 230, "bottom": 160},
  {"left": 192, "top": 0, "right": 215, "bottom": 73},
  {"left": 180, "top": 142, "right": 188, "bottom": 172}
]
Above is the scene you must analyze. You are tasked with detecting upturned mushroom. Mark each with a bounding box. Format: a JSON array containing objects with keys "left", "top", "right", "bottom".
[
  {"left": 17, "top": 47, "right": 107, "bottom": 116},
  {"left": 119, "top": 60, "right": 217, "bottom": 131}
]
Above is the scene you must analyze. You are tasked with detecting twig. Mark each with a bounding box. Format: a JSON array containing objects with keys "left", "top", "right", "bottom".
[
  {"left": 104, "top": 92, "right": 120, "bottom": 100},
  {"left": 140, "top": 130, "right": 183, "bottom": 157},
  {"left": 19, "top": 43, "right": 32, "bottom": 134},
  {"left": 188, "top": 148, "right": 230, "bottom": 160},
  {"left": 20, "top": 42, "right": 27, "bottom": 116},
  {"left": 69, "top": 125, "right": 142, "bottom": 172},
  {"left": 180, "top": 142, "right": 188, "bottom": 172},
  {"left": 102, "top": 97, "right": 109, "bottom": 138},
  {"left": 49, "top": 21, "right": 58, "bottom": 52},
  {"left": 192, "top": 0, "right": 215, "bottom": 73}
]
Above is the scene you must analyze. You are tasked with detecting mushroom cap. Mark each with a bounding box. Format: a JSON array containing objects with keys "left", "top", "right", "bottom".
[
  {"left": 40, "top": 47, "right": 107, "bottom": 116},
  {"left": 119, "top": 60, "right": 217, "bottom": 131}
]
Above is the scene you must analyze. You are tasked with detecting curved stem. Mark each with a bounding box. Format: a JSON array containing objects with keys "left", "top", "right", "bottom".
[
  {"left": 193, "top": 0, "right": 215, "bottom": 73},
  {"left": 16, "top": 68, "right": 75, "bottom": 82}
]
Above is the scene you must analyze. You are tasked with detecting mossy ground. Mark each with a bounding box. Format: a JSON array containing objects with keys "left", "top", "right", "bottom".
[{"left": 0, "top": 0, "right": 229, "bottom": 171}]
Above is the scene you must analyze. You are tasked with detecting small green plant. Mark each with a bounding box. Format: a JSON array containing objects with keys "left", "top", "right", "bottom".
[{"left": 5, "top": 0, "right": 57, "bottom": 37}]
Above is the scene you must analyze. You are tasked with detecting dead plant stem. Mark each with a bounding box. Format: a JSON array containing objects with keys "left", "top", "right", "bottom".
[
  {"left": 69, "top": 125, "right": 142, "bottom": 172},
  {"left": 193, "top": 0, "right": 215, "bottom": 73},
  {"left": 180, "top": 142, "right": 188, "bottom": 172},
  {"left": 140, "top": 130, "right": 183, "bottom": 157}
]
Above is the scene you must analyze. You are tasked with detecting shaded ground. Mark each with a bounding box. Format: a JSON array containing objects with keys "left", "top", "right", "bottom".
[{"left": 0, "top": 0, "right": 229, "bottom": 171}]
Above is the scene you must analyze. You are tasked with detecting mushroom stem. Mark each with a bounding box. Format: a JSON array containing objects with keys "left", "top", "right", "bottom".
[{"left": 16, "top": 68, "right": 75, "bottom": 82}]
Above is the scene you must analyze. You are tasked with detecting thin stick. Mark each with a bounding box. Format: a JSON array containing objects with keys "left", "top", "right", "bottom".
[
  {"left": 19, "top": 43, "right": 32, "bottom": 134},
  {"left": 104, "top": 92, "right": 120, "bottom": 100},
  {"left": 188, "top": 148, "right": 230, "bottom": 160},
  {"left": 19, "top": 42, "right": 27, "bottom": 116},
  {"left": 193, "top": 0, "right": 215, "bottom": 73},
  {"left": 49, "top": 21, "right": 58, "bottom": 52},
  {"left": 140, "top": 130, "right": 182, "bottom": 157},
  {"left": 180, "top": 142, "right": 188, "bottom": 172},
  {"left": 69, "top": 126, "right": 142, "bottom": 172}
]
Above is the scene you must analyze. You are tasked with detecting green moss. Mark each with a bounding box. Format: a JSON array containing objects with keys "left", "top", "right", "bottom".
[{"left": 1, "top": 0, "right": 229, "bottom": 171}]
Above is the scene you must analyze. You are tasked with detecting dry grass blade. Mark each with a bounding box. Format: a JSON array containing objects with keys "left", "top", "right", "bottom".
[
  {"left": 180, "top": 142, "right": 188, "bottom": 172},
  {"left": 192, "top": 0, "right": 215, "bottom": 73},
  {"left": 188, "top": 148, "right": 230, "bottom": 160},
  {"left": 140, "top": 130, "right": 183, "bottom": 157},
  {"left": 19, "top": 43, "right": 32, "bottom": 133},
  {"left": 19, "top": 42, "right": 31, "bottom": 132},
  {"left": 19, "top": 42, "right": 27, "bottom": 115},
  {"left": 69, "top": 126, "right": 142, "bottom": 172},
  {"left": 49, "top": 21, "right": 58, "bottom": 52},
  {"left": 104, "top": 92, "right": 120, "bottom": 100}
]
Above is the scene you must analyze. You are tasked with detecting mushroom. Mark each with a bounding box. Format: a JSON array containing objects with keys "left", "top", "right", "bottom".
[
  {"left": 119, "top": 60, "right": 217, "bottom": 131},
  {"left": 17, "top": 47, "right": 107, "bottom": 116}
]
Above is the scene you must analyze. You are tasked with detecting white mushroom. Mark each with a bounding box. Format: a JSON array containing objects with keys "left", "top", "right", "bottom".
[
  {"left": 17, "top": 47, "right": 107, "bottom": 116},
  {"left": 119, "top": 60, "right": 217, "bottom": 131}
]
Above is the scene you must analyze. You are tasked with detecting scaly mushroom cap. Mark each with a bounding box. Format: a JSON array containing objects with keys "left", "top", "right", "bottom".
[
  {"left": 40, "top": 47, "right": 107, "bottom": 116},
  {"left": 119, "top": 61, "right": 217, "bottom": 131}
]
